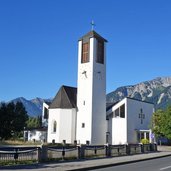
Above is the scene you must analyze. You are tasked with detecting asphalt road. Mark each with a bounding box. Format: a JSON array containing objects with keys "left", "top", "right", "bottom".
[{"left": 92, "top": 156, "right": 171, "bottom": 171}]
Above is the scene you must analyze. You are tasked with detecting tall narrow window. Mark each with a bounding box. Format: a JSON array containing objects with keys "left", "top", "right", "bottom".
[
  {"left": 44, "top": 107, "right": 48, "bottom": 119},
  {"left": 53, "top": 121, "right": 57, "bottom": 133},
  {"left": 96, "top": 41, "right": 104, "bottom": 64},
  {"left": 115, "top": 108, "right": 119, "bottom": 117},
  {"left": 120, "top": 104, "right": 125, "bottom": 118},
  {"left": 82, "top": 42, "right": 89, "bottom": 63}
]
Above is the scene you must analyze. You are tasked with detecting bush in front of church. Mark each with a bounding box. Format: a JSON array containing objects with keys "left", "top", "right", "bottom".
[{"left": 141, "top": 138, "right": 149, "bottom": 144}]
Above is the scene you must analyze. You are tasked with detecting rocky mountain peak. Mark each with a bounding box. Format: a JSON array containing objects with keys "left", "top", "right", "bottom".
[{"left": 107, "top": 76, "right": 171, "bottom": 109}]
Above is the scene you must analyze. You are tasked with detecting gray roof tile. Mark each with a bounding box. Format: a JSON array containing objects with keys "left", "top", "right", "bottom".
[{"left": 49, "top": 85, "right": 77, "bottom": 109}]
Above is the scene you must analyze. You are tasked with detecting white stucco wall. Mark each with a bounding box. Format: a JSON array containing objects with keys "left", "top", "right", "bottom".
[
  {"left": 47, "top": 108, "right": 76, "bottom": 144},
  {"left": 76, "top": 37, "right": 107, "bottom": 145},
  {"left": 112, "top": 118, "right": 127, "bottom": 144},
  {"left": 127, "top": 98, "right": 154, "bottom": 144},
  {"left": 111, "top": 98, "right": 127, "bottom": 145}
]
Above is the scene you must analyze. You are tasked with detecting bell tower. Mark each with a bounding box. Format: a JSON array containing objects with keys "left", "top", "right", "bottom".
[{"left": 76, "top": 30, "right": 107, "bottom": 144}]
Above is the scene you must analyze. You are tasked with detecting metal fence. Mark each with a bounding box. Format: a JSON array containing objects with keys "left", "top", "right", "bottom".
[
  {"left": 47, "top": 146, "right": 79, "bottom": 160},
  {"left": 0, "top": 143, "right": 157, "bottom": 163},
  {"left": 84, "top": 145, "right": 106, "bottom": 158},
  {"left": 0, "top": 146, "right": 39, "bottom": 162},
  {"left": 129, "top": 144, "right": 142, "bottom": 155},
  {"left": 110, "top": 145, "right": 127, "bottom": 156}
]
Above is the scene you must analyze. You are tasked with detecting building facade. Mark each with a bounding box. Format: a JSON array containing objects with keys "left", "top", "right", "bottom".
[
  {"left": 44, "top": 30, "right": 154, "bottom": 145},
  {"left": 107, "top": 97, "right": 154, "bottom": 145}
]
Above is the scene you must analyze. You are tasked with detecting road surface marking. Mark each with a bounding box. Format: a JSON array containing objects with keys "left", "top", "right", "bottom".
[{"left": 160, "top": 165, "right": 171, "bottom": 170}]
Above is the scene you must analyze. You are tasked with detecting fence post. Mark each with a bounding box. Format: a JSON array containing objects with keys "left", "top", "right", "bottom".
[
  {"left": 62, "top": 146, "right": 65, "bottom": 160},
  {"left": 77, "top": 146, "right": 81, "bottom": 159},
  {"left": 80, "top": 145, "right": 85, "bottom": 159},
  {"left": 126, "top": 144, "right": 130, "bottom": 155},
  {"left": 117, "top": 147, "right": 120, "bottom": 155},
  {"left": 40, "top": 145, "right": 48, "bottom": 162},
  {"left": 141, "top": 144, "right": 144, "bottom": 153}
]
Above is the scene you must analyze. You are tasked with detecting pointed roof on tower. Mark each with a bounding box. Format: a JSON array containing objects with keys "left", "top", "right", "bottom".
[
  {"left": 79, "top": 30, "right": 108, "bottom": 42},
  {"left": 49, "top": 85, "right": 77, "bottom": 109}
]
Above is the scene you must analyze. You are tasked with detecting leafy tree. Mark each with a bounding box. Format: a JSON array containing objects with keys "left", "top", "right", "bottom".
[
  {"left": 0, "top": 103, "right": 12, "bottom": 139},
  {"left": 152, "top": 106, "right": 171, "bottom": 140},
  {"left": 26, "top": 115, "right": 42, "bottom": 129},
  {"left": 160, "top": 106, "right": 171, "bottom": 139},
  {"left": 0, "top": 102, "right": 28, "bottom": 140},
  {"left": 151, "top": 109, "right": 164, "bottom": 137}
]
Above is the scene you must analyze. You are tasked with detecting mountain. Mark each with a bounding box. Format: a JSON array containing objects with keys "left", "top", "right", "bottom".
[
  {"left": 9, "top": 97, "right": 52, "bottom": 117},
  {"left": 3, "top": 76, "right": 171, "bottom": 116},
  {"left": 106, "top": 76, "right": 171, "bottom": 110}
]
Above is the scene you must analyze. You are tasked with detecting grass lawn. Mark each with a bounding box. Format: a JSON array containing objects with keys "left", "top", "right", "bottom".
[{"left": 0, "top": 140, "right": 42, "bottom": 146}]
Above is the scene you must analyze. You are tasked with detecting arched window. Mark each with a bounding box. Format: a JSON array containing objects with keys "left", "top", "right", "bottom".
[{"left": 52, "top": 120, "right": 57, "bottom": 133}]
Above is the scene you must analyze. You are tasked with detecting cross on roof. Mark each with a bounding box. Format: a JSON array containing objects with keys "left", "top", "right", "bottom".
[{"left": 91, "top": 20, "right": 95, "bottom": 31}]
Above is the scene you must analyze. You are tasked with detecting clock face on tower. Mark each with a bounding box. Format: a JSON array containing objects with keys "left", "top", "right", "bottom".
[
  {"left": 79, "top": 65, "right": 91, "bottom": 79},
  {"left": 94, "top": 70, "right": 103, "bottom": 80}
]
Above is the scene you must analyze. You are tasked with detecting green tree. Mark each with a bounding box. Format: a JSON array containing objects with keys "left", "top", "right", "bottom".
[
  {"left": 160, "top": 106, "right": 171, "bottom": 139},
  {"left": 151, "top": 109, "right": 164, "bottom": 138},
  {"left": 0, "top": 102, "right": 28, "bottom": 139},
  {"left": 0, "top": 103, "right": 12, "bottom": 139},
  {"left": 152, "top": 106, "right": 171, "bottom": 140},
  {"left": 26, "top": 115, "right": 42, "bottom": 129}
]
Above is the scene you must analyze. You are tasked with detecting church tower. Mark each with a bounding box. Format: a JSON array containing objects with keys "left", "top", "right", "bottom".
[{"left": 76, "top": 30, "right": 107, "bottom": 145}]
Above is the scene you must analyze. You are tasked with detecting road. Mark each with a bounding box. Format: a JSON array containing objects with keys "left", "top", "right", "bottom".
[{"left": 92, "top": 156, "right": 171, "bottom": 171}]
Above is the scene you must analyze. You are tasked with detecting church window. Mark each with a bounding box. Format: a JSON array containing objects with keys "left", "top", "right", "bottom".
[
  {"left": 115, "top": 108, "right": 119, "bottom": 117},
  {"left": 120, "top": 104, "right": 125, "bottom": 118},
  {"left": 146, "top": 132, "right": 149, "bottom": 140},
  {"left": 139, "top": 108, "right": 145, "bottom": 124},
  {"left": 82, "top": 42, "right": 89, "bottom": 63},
  {"left": 82, "top": 123, "right": 85, "bottom": 128},
  {"left": 44, "top": 107, "right": 49, "bottom": 119},
  {"left": 96, "top": 40, "right": 104, "bottom": 64},
  {"left": 52, "top": 121, "right": 57, "bottom": 133}
]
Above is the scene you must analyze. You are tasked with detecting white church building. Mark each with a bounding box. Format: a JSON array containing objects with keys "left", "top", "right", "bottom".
[{"left": 43, "top": 30, "right": 154, "bottom": 145}]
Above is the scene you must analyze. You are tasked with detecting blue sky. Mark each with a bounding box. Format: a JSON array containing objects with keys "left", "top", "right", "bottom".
[{"left": 0, "top": 0, "right": 171, "bottom": 101}]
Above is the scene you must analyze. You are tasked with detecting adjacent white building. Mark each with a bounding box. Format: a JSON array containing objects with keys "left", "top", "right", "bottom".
[
  {"left": 24, "top": 128, "right": 47, "bottom": 142},
  {"left": 44, "top": 30, "right": 154, "bottom": 145},
  {"left": 107, "top": 97, "right": 154, "bottom": 145}
]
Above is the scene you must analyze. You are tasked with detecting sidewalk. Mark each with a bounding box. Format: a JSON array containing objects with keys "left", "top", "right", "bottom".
[{"left": 1, "top": 146, "right": 171, "bottom": 171}]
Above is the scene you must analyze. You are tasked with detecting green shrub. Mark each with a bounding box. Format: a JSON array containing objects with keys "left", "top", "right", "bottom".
[{"left": 141, "top": 138, "right": 149, "bottom": 144}]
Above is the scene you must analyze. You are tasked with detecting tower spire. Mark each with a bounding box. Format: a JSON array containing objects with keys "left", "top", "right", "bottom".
[{"left": 91, "top": 20, "right": 95, "bottom": 31}]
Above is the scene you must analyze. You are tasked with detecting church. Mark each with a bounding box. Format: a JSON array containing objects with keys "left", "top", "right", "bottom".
[{"left": 42, "top": 30, "right": 154, "bottom": 145}]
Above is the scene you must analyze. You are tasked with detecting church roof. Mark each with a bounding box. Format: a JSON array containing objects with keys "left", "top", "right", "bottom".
[
  {"left": 49, "top": 85, "right": 77, "bottom": 109},
  {"left": 79, "top": 30, "right": 108, "bottom": 42}
]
